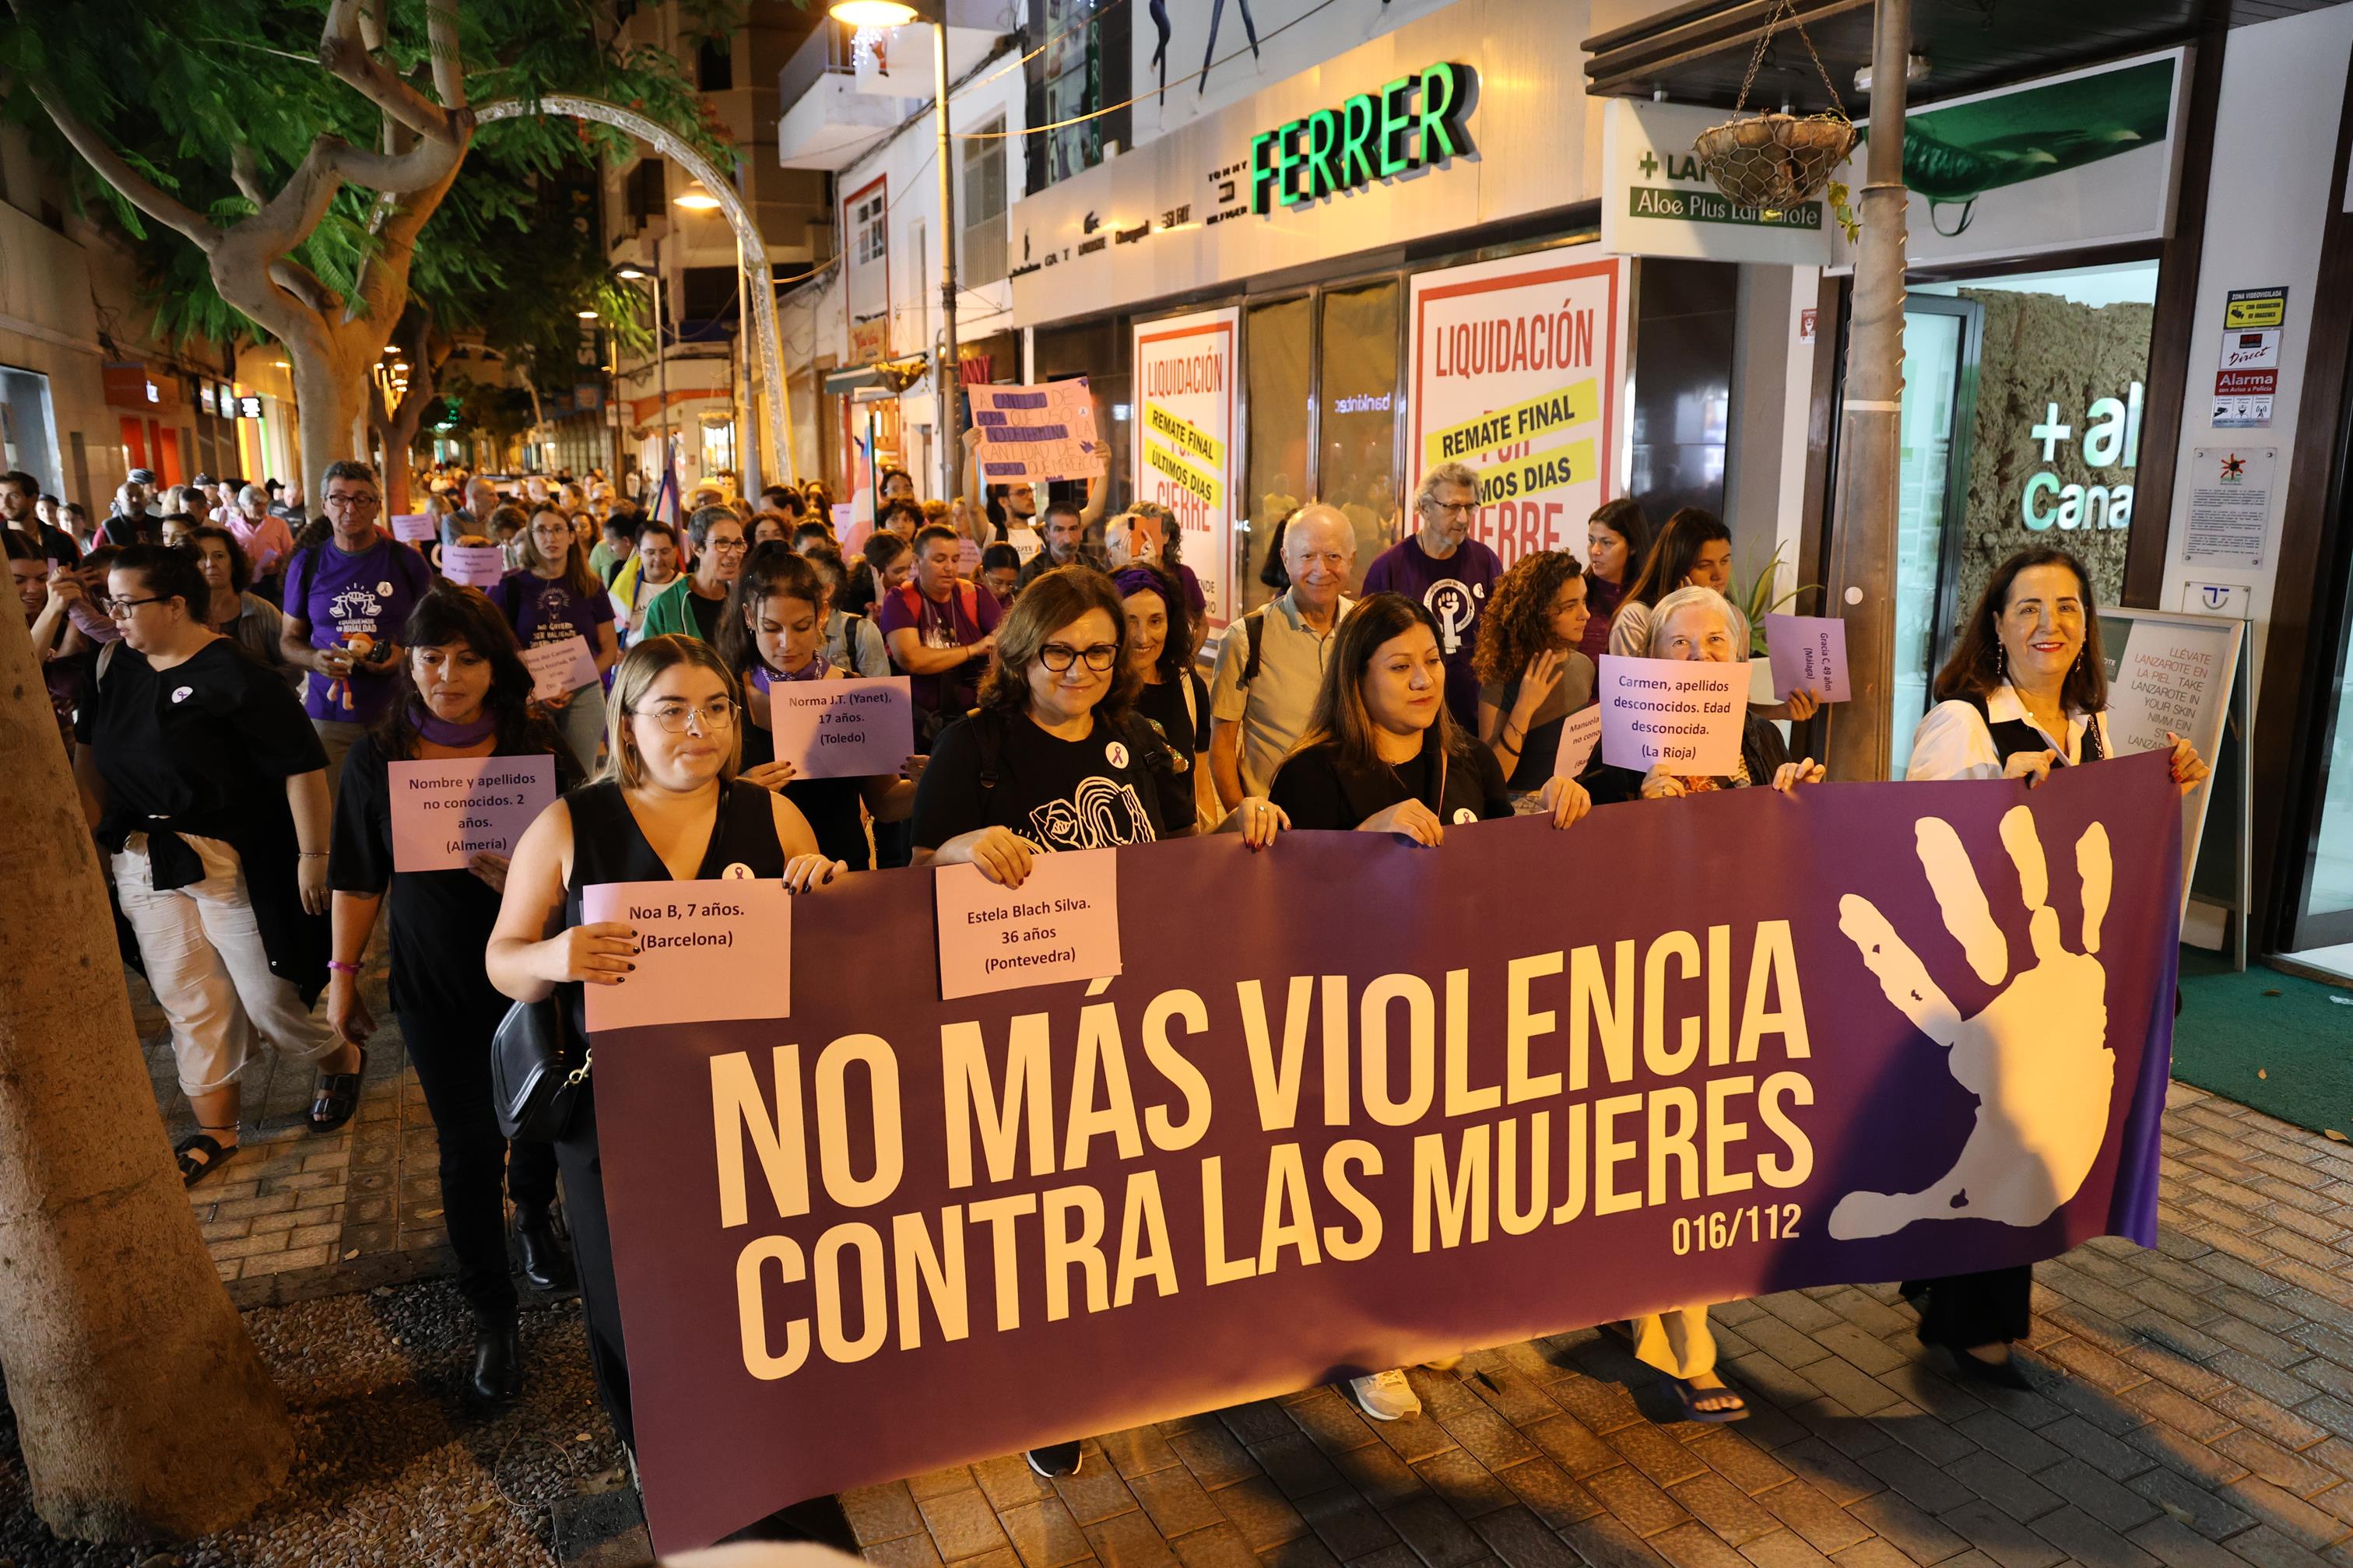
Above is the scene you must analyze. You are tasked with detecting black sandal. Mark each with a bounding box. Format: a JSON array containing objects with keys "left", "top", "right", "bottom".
[
  {"left": 307, "top": 1044, "right": 367, "bottom": 1132},
  {"left": 176, "top": 1132, "right": 240, "bottom": 1188}
]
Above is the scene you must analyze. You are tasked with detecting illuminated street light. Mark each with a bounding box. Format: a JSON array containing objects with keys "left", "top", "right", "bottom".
[
  {"left": 673, "top": 182, "right": 722, "bottom": 212},
  {"left": 830, "top": 0, "right": 917, "bottom": 22}
]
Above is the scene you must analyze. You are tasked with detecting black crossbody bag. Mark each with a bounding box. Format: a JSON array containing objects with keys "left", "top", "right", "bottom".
[{"left": 490, "top": 994, "right": 592, "bottom": 1142}]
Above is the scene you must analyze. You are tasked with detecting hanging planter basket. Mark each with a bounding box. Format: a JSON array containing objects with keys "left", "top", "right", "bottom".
[
  {"left": 1691, "top": 0, "right": 1856, "bottom": 217},
  {"left": 1695, "top": 112, "right": 1856, "bottom": 209}
]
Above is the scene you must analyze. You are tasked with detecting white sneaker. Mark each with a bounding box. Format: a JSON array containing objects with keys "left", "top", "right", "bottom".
[{"left": 1343, "top": 1369, "right": 1421, "bottom": 1422}]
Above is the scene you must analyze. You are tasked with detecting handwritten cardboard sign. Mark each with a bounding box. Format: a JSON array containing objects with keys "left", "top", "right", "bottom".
[
  {"left": 766, "top": 676, "right": 915, "bottom": 779},
  {"left": 391, "top": 512, "right": 438, "bottom": 543},
  {"left": 522, "top": 634, "right": 599, "bottom": 700},
  {"left": 935, "top": 847, "right": 1121, "bottom": 1000},
  {"left": 1596, "top": 655, "right": 1747, "bottom": 776},
  {"left": 581, "top": 877, "right": 793, "bottom": 1033},
  {"left": 388, "top": 756, "right": 556, "bottom": 872},
  {"left": 442, "top": 543, "right": 506, "bottom": 588},
  {"left": 1764, "top": 614, "right": 1852, "bottom": 702},
  {"left": 1552, "top": 703, "right": 1603, "bottom": 780},
  {"left": 969, "top": 381, "right": 1108, "bottom": 483}
]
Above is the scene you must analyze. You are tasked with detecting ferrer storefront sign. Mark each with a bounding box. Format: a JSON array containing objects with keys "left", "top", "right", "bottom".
[{"left": 1250, "top": 62, "right": 1473, "bottom": 213}]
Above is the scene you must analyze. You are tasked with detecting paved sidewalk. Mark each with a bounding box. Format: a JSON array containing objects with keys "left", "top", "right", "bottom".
[{"left": 835, "top": 1081, "right": 2353, "bottom": 1568}]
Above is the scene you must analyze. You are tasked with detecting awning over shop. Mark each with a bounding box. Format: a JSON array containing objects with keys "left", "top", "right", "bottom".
[
  {"left": 1581, "top": 0, "right": 2339, "bottom": 110},
  {"left": 824, "top": 366, "right": 886, "bottom": 396}
]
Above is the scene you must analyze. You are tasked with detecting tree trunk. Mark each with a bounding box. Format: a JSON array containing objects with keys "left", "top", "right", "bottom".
[
  {"left": 0, "top": 617, "right": 293, "bottom": 1538},
  {"left": 288, "top": 344, "right": 374, "bottom": 506}
]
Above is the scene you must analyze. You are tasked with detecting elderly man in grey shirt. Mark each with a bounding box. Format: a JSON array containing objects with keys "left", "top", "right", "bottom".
[{"left": 1208, "top": 503, "right": 1357, "bottom": 809}]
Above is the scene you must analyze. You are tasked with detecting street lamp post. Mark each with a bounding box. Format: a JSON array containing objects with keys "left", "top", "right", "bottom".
[{"left": 831, "top": 0, "right": 961, "bottom": 501}]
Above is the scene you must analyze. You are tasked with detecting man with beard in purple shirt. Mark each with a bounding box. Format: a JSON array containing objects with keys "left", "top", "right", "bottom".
[
  {"left": 279, "top": 458, "right": 433, "bottom": 798},
  {"left": 1361, "top": 460, "right": 1501, "bottom": 729}
]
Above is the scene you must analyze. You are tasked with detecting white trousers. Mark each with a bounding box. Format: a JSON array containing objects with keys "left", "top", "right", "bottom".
[{"left": 113, "top": 833, "right": 333, "bottom": 1100}]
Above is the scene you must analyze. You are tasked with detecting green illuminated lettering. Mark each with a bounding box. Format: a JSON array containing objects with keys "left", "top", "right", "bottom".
[
  {"left": 1306, "top": 109, "right": 1339, "bottom": 200},
  {"left": 1339, "top": 93, "right": 1376, "bottom": 188},
  {"left": 1250, "top": 129, "right": 1282, "bottom": 216},
  {"left": 1417, "top": 61, "right": 1467, "bottom": 163},
  {"left": 1378, "top": 76, "right": 1414, "bottom": 178}
]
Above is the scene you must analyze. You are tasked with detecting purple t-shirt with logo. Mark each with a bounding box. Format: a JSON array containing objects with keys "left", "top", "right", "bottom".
[
  {"left": 487, "top": 570, "right": 615, "bottom": 659},
  {"left": 1361, "top": 533, "right": 1504, "bottom": 728},
  {"left": 876, "top": 581, "right": 1003, "bottom": 718},
  {"left": 286, "top": 535, "right": 433, "bottom": 723}
]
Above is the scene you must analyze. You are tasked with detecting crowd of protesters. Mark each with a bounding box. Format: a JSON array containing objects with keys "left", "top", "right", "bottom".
[{"left": 6, "top": 442, "right": 2211, "bottom": 1514}]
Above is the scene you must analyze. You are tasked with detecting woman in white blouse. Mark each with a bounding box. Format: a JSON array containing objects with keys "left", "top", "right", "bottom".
[{"left": 1901, "top": 545, "right": 2207, "bottom": 1387}]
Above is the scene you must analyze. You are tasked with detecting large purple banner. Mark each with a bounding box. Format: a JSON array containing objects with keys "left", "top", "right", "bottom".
[{"left": 596, "top": 752, "right": 2183, "bottom": 1552}]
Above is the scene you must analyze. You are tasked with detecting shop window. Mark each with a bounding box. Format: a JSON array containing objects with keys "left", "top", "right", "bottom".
[
  {"left": 962, "top": 121, "right": 1009, "bottom": 288},
  {"left": 1034, "top": 320, "right": 1126, "bottom": 512},
  {"left": 0, "top": 367, "right": 61, "bottom": 493},
  {"left": 698, "top": 37, "right": 733, "bottom": 93},
  {"left": 1241, "top": 296, "right": 1312, "bottom": 616},
  {"left": 1316, "top": 281, "right": 1402, "bottom": 586},
  {"left": 1024, "top": 0, "right": 1130, "bottom": 195}
]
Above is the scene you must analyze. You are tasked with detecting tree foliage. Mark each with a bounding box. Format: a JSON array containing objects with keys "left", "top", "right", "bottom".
[{"left": 0, "top": 0, "right": 732, "bottom": 354}]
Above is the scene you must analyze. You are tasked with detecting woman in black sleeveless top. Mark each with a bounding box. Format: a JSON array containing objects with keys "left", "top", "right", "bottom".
[
  {"left": 487, "top": 635, "right": 845, "bottom": 1451},
  {"left": 1900, "top": 548, "right": 2207, "bottom": 1388},
  {"left": 715, "top": 544, "right": 915, "bottom": 869}
]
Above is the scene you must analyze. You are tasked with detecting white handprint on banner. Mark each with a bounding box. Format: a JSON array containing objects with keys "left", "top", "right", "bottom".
[{"left": 1828, "top": 808, "right": 2116, "bottom": 1240}]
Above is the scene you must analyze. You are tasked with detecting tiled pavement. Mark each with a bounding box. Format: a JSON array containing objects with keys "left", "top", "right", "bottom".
[
  {"left": 139, "top": 943, "right": 466, "bottom": 1307},
  {"left": 834, "top": 1081, "right": 2353, "bottom": 1568}
]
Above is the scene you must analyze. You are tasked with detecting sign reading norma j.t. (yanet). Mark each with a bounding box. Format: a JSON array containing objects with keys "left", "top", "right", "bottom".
[
  {"left": 1133, "top": 307, "right": 1240, "bottom": 627},
  {"left": 1410, "top": 251, "right": 1626, "bottom": 569}
]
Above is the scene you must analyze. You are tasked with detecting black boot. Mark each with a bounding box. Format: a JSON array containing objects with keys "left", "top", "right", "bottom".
[
  {"left": 514, "top": 1206, "right": 576, "bottom": 1293},
  {"left": 470, "top": 1314, "right": 523, "bottom": 1404}
]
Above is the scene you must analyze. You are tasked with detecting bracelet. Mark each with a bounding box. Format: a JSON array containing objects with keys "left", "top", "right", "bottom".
[
  {"left": 298, "top": 850, "right": 329, "bottom": 858},
  {"left": 327, "top": 959, "right": 360, "bottom": 974}
]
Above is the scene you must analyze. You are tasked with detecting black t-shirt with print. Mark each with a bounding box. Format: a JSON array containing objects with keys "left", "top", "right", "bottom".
[
  {"left": 912, "top": 707, "right": 1166, "bottom": 852},
  {"left": 1269, "top": 728, "right": 1512, "bottom": 832}
]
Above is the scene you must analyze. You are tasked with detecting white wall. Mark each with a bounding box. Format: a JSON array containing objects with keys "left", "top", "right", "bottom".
[{"left": 2156, "top": 3, "right": 2353, "bottom": 701}]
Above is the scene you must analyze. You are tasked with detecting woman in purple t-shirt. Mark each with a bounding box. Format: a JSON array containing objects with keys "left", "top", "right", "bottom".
[{"left": 487, "top": 504, "right": 620, "bottom": 772}]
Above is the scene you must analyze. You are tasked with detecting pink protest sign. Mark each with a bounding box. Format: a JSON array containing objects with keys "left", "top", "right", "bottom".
[
  {"left": 581, "top": 877, "right": 792, "bottom": 1033},
  {"left": 969, "top": 380, "right": 1108, "bottom": 484},
  {"left": 388, "top": 756, "right": 556, "bottom": 873},
  {"left": 934, "top": 847, "right": 1121, "bottom": 1000},
  {"left": 391, "top": 512, "right": 438, "bottom": 543},
  {"left": 1765, "top": 614, "right": 1852, "bottom": 702},
  {"left": 1552, "top": 703, "right": 1603, "bottom": 779},
  {"left": 1596, "top": 654, "right": 1747, "bottom": 776},
  {"left": 766, "top": 676, "right": 915, "bottom": 780},
  {"left": 522, "top": 634, "right": 599, "bottom": 700},
  {"left": 442, "top": 543, "right": 506, "bottom": 588}
]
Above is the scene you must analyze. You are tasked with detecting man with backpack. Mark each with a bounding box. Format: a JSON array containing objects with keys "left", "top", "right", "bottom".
[
  {"left": 879, "top": 522, "right": 1003, "bottom": 745},
  {"left": 1207, "top": 503, "right": 1357, "bottom": 811}
]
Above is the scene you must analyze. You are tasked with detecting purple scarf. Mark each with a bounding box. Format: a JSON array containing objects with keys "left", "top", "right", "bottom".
[{"left": 409, "top": 702, "right": 499, "bottom": 747}]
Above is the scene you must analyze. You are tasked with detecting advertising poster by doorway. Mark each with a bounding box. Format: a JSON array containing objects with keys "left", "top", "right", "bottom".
[
  {"left": 1407, "top": 251, "right": 1628, "bottom": 570},
  {"left": 1133, "top": 307, "right": 1241, "bottom": 630}
]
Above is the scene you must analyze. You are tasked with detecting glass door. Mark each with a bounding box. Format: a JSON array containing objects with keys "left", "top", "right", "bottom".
[{"left": 1888, "top": 296, "right": 1982, "bottom": 776}]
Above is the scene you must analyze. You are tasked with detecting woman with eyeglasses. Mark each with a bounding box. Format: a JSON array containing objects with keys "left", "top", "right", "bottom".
[
  {"left": 486, "top": 635, "right": 843, "bottom": 1455},
  {"left": 488, "top": 502, "right": 621, "bottom": 771},
  {"left": 911, "top": 567, "right": 1177, "bottom": 891},
  {"left": 73, "top": 544, "right": 356, "bottom": 1187}
]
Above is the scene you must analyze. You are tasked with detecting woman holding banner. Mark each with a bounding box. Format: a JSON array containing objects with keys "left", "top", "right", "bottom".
[
  {"left": 489, "top": 503, "right": 620, "bottom": 771},
  {"left": 1599, "top": 584, "right": 1826, "bottom": 1421},
  {"left": 913, "top": 570, "right": 1280, "bottom": 1477},
  {"left": 1899, "top": 545, "right": 2207, "bottom": 1387},
  {"left": 1473, "top": 551, "right": 1598, "bottom": 804},
  {"left": 718, "top": 544, "right": 915, "bottom": 870},
  {"left": 1264, "top": 591, "right": 1591, "bottom": 1423},
  {"left": 486, "top": 636, "right": 846, "bottom": 1454},
  {"left": 327, "top": 584, "right": 581, "bottom": 1403}
]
